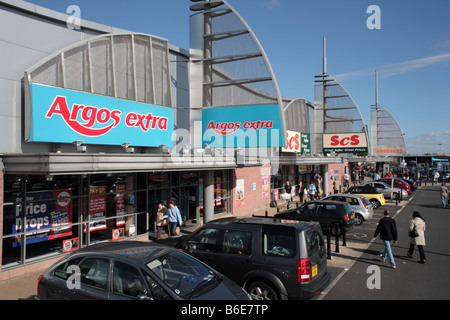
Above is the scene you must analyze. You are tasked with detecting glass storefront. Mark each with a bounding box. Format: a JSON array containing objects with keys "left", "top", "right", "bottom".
[{"left": 1, "top": 170, "right": 232, "bottom": 269}]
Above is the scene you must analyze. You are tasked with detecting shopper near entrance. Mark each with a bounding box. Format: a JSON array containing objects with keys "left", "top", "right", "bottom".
[
  {"left": 160, "top": 200, "right": 183, "bottom": 238},
  {"left": 308, "top": 181, "right": 317, "bottom": 200},
  {"left": 374, "top": 209, "right": 398, "bottom": 269},
  {"left": 155, "top": 201, "right": 170, "bottom": 239},
  {"left": 440, "top": 183, "right": 448, "bottom": 208},
  {"left": 407, "top": 211, "right": 427, "bottom": 264},
  {"left": 284, "top": 181, "right": 292, "bottom": 209}
]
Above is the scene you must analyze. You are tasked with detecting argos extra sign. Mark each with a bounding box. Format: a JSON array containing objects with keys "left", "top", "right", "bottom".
[
  {"left": 323, "top": 133, "right": 368, "bottom": 154},
  {"left": 27, "top": 84, "right": 174, "bottom": 147}
]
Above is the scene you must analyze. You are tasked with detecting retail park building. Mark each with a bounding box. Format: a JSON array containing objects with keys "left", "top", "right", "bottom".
[{"left": 0, "top": 0, "right": 404, "bottom": 279}]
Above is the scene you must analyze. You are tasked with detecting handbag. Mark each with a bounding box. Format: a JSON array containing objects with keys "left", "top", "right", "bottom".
[{"left": 408, "top": 225, "right": 419, "bottom": 238}]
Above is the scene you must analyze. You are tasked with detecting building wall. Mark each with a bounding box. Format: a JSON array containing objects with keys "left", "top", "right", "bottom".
[
  {"left": 233, "top": 165, "right": 271, "bottom": 215},
  {"left": 327, "top": 163, "right": 349, "bottom": 194}
]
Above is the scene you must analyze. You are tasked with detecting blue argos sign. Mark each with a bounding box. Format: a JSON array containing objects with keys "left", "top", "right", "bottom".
[
  {"left": 28, "top": 84, "right": 174, "bottom": 147},
  {"left": 202, "top": 105, "right": 283, "bottom": 148}
]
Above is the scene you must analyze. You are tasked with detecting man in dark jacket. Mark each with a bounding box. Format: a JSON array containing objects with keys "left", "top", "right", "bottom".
[{"left": 374, "top": 209, "right": 398, "bottom": 269}]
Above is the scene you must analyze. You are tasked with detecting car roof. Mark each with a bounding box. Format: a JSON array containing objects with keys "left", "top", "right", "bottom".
[
  {"left": 71, "top": 241, "right": 174, "bottom": 263},
  {"left": 204, "top": 216, "right": 319, "bottom": 231},
  {"left": 325, "top": 193, "right": 364, "bottom": 199}
]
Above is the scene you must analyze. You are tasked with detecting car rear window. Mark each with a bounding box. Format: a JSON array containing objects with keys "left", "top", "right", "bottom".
[
  {"left": 305, "top": 228, "right": 326, "bottom": 257},
  {"left": 262, "top": 226, "right": 296, "bottom": 258},
  {"left": 362, "top": 197, "right": 371, "bottom": 206}
]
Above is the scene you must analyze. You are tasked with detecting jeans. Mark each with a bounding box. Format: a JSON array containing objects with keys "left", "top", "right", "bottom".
[
  {"left": 441, "top": 195, "right": 447, "bottom": 207},
  {"left": 381, "top": 240, "right": 396, "bottom": 266}
]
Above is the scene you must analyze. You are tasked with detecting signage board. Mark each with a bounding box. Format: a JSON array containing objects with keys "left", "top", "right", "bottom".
[
  {"left": 27, "top": 83, "right": 174, "bottom": 147},
  {"left": 323, "top": 133, "right": 368, "bottom": 154},
  {"left": 202, "top": 105, "right": 283, "bottom": 148},
  {"left": 281, "top": 131, "right": 311, "bottom": 154}
]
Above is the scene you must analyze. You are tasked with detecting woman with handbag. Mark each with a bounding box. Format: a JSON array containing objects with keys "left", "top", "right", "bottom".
[{"left": 406, "top": 211, "right": 427, "bottom": 263}]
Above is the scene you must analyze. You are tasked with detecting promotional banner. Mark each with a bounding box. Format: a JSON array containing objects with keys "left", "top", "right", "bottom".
[
  {"left": 12, "top": 189, "right": 72, "bottom": 247},
  {"left": 28, "top": 83, "right": 174, "bottom": 147},
  {"left": 202, "top": 105, "right": 283, "bottom": 148},
  {"left": 323, "top": 133, "right": 368, "bottom": 154},
  {"left": 84, "top": 186, "right": 107, "bottom": 232}
]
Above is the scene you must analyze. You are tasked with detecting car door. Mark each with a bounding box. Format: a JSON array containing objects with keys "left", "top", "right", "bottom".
[
  {"left": 294, "top": 202, "right": 317, "bottom": 221},
  {"left": 213, "top": 228, "right": 255, "bottom": 284},
  {"left": 181, "top": 227, "right": 221, "bottom": 267}
]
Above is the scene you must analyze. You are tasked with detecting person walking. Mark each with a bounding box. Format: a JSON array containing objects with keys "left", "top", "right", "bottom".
[
  {"left": 440, "top": 182, "right": 448, "bottom": 208},
  {"left": 406, "top": 211, "right": 427, "bottom": 264},
  {"left": 374, "top": 209, "right": 398, "bottom": 269},
  {"left": 308, "top": 181, "right": 317, "bottom": 201},
  {"left": 155, "top": 201, "right": 170, "bottom": 239},
  {"left": 285, "top": 181, "right": 292, "bottom": 209},
  {"left": 160, "top": 200, "right": 183, "bottom": 238}
]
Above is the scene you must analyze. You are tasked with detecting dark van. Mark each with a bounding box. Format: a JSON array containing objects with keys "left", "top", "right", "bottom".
[{"left": 176, "top": 216, "right": 331, "bottom": 300}]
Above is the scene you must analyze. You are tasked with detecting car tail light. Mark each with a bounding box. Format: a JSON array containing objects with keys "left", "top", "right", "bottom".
[
  {"left": 37, "top": 275, "right": 43, "bottom": 296},
  {"left": 297, "top": 258, "right": 311, "bottom": 283},
  {"left": 344, "top": 214, "right": 349, "bottom": 221}
]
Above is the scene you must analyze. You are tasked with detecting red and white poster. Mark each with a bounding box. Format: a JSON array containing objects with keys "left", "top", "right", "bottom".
[
  {"left": 84, "top": 186, "right": 107, "bottom": 232},
  {"left": 235, "top": 179, "right": 245, "bottom": 207}
]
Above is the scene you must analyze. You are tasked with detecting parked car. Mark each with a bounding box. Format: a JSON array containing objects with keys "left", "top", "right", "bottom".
[
  {"left": 36, "top": 241, "right": 250, "bottom": 300},
  {"left": 274, "top": 200, "right": 356, "bottom": 236},
  {"left": 346, "top": 185, "right": 386, "bottom": 209},
  {"left": 177, "top": 216, "right": 331, "bottom": 300},
  {"left": 401, "top": 178, "right": 418, "bottom": 191},
  {"left": 322, "top": 194, "right": 373, "bottom": 226},
  {"left": 361, "top": 181, "right": 408, "bottom": 199},
  {"left": 377, "top": 178, "right": 411, "bottom": 195}
]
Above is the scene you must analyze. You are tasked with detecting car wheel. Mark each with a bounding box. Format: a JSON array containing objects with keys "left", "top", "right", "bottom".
[
  {"left": 246, "top": 281, "right": 279, "bottom": 300},
  {"left": 370, "top": 199, "right": 380, "bottom": 209},
  {"left": 354, "top": 214, "right": 364, "bottom": 226}
]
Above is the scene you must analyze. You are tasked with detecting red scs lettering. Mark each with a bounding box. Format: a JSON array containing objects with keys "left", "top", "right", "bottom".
[
  {"left": 330, "top": 135, "right": 360, "bottom": 146},
  {"left": 45, "top": 95, "right": 168, "bottom": 137}
]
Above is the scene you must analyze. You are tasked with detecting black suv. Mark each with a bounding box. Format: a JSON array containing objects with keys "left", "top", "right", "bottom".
[
  {"left": 274, "top": 200, "right": 356, "bottom": 236},
  {"left": 176, "top": 216, "right": 331, "bottom": 300}
]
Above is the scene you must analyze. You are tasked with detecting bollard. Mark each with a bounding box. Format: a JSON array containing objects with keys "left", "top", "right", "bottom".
[
  {"left": 335, "top": 225, "right": 340, "bottom": 253},
  {"left": 265, "top": 210, "right": 268, "bottom": 217},
  {"left": 296, "top": 201, "right": 298, "bottom": 208},
  {"left": 277, "top": 207, "right": 279, "bottom": 213},
  {"left": 395, "top": 192, "right": 399, "bottom": 205},
  {"left": 342, "top": 221, "right": 347, "bottom": 247},
  {"left": 327, "top": 228, "right": 332, "bottom": 260}
]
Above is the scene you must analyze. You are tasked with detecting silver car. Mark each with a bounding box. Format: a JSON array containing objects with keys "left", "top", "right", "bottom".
[
  {"left": 361, "top": 181, "right": 408, "bottom": 199},
  {"left": 322, "top": 193, "right": 373, "bottom": 226}
]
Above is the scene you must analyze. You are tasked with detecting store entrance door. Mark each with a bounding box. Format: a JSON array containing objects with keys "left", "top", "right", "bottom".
[{"left": 180, "top": 186, "right": 199, "bottom": 224}]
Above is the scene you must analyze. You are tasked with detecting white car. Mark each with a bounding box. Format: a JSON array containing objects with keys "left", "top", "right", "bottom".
[{"left": 361, "top": 181, "right": 408, "bottom": 199}]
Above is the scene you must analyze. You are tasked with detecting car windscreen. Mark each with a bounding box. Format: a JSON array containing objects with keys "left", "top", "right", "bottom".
[{"left": 146, "top": 251, "right": 221, "bottom": 299}]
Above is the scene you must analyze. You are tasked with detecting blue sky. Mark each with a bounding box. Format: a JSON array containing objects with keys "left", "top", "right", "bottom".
[{"left": 27, "top": 0, "right": 450, "bottom": 155}]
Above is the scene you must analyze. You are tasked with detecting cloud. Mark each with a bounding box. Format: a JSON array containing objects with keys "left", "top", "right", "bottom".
[
  {"left": 264, "top": 0, "right": 280, "bottom": 10},
  {"left": 335, "top": 52, "right": 450, "bottom": 81},
  {"left": 405, "top": 131, "right": 450, "bottom": 155}
]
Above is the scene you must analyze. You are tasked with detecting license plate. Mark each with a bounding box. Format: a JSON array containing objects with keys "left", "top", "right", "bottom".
[{"left": 312, "top": 265, "right": 318, "bottom": 278}]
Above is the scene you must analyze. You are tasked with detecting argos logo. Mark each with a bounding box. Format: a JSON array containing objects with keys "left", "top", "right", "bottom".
[
  {"left": 45, "top": 95, "right": 168, "bottom": 137},
  {"left": 206, "top": 120, "right": 273, "bottom": 135}
]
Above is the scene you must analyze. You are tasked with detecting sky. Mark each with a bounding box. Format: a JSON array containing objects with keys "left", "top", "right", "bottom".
[{"left": 26, "top": 0, "right": 450, "bottom": 155}]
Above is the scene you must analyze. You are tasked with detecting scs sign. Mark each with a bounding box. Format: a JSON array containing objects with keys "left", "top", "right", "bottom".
[
  {"left": 282, "top": 130, "right": 301, "bottom": 153},
  {"left": 323, "top": 133, "right": 368, "bottom": 154}
]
